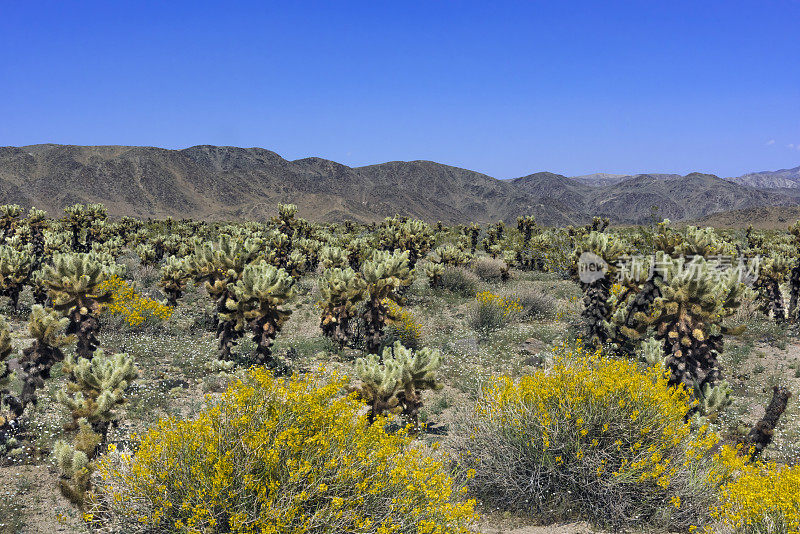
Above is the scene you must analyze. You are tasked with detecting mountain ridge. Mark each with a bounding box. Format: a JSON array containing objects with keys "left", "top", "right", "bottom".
[{"left": 0, "top": 144, "right": 796, "bottom": 225}]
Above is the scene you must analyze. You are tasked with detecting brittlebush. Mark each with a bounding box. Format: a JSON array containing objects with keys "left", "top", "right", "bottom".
[
  {"left": 697, "top": 445, "right": 800, "bottom": 534},
  {"left": 95, "top": 368, "right": 476, "bottom": 534},
  {"left": 384, "top": 299, "right": 423, "bottom": 350},
  {"left": 454, "top": 344, "right": 720, "bottom": 530},
  {"left": 98, "top": 276, "right": 172, "bottom": 326}
]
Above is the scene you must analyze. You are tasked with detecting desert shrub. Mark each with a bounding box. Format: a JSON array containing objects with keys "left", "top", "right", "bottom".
[
  {"left": 452, "top": 345, "right": 719, "bottom": 530},
  {"left": 703, "top": 445, "right": 800, "bottom": 534},
  {"left": 98, "top": 275, "right": 173, "bottom": 327},
  {"left": 468, "top": 291, "right": 523, "bottom": 332},
  {"left": 470, "top": 256, "right": 506, "bottom": 282},
  {"left": 507, "top": 285, "right": 557, "bottom": 319},
  {"left": 439, "top": 267, "right": 480, "bottom": 297},
  {"left": 95, "top": 368, "right": 476, "bottom": 533},
  {"left": 384, "top": 299, "right": 423, "bottom": 350}
]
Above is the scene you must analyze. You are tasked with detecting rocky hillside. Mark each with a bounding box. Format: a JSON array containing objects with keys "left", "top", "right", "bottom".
[
  {"left": 728, "top": 165, "right": 800, "bottom": 189},
  {"left": 0, "top": 144, "right": 795, "bottom": 225}
]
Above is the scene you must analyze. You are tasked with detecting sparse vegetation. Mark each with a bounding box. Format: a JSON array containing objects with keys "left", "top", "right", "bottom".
[{"left": 0, "top": 203, "right": 797, "bottom": 533}]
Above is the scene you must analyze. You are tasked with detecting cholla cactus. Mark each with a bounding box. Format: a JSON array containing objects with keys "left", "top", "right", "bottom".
[
  {"left": 516, "top": 215, "right": 538, "bottom": 244},
  {"left": 378, "top": 217, "right": 433, "bottom": 269},
  {"left": 692, "top": 381, "right": 733, "bottom": 427},
  {"left": 135, "top": 243, "right": 158, "bottom": 267},
  {"left": 0, "top": 318, "right": 23, "bottom": 445},
  {"left": 63, "top": 204, "right": 107, "bottom": 253},
  {"left": 42, "top": 253, "right": 113, "bottom": 358},
  {"left": 57, "top": 349, "right": 137, "bottom": 440},
  {"left": 355, "top": 341, "right": 442, "bottom": 429},
  {"left": 481, "top": 222, "right": 505, "bottom": 258},
  {"left": 360, "top": 250, "right": 411, "bottom": 353},
  {"left": 0, "top": 244, "right": 32, "bottom": 311},
  {"left": 276, "top": 203, "right": 298, "bottom": 237},
  {"left": 424, "top": 261, "right": 445, "bottom": 288},
  {"left": 53, "top": 433, "right": 92, "bottom": 506},
  {"left": 0, "top": 205, "right": 23, "bottom": 243},
  {"left": 285, "top": 250, "right": 307, "bottom": 279},
  {"left": 637, "top": 336, "right": 665, "bottom": 368},
  {"left": 189, "top": 236, "right": 262, "bottom": 360},
  {"left": 433, "top": 244, "right": 472, "bottom": 267},
  {"left": 465, "top": 223, "right": 481, "bottom": 254},
  {"left": 319, "top": 245, "right": 350, "bottom": 270},
  {"left": 225, "top": 261, "right": 294, "bottom": 370},
  {"left": 646, "top": 254, "right": 744, "bottom": 392},
  {"left": 294, "top": 238, "right": 320, "bottom": 271},
  {"left": 263, "top": 230, "right": 291, "bottom": 269},
  {"left": 18, "top": 305, "right": 75, "bottom": 408},
  {"left": 753, "top": 253, "right": 790, "bottom": 322},
  {"left": 345, "top": 237, "right": 375, "bottom": 270},
  {"left": 318, "top": 267, "right": 366, "bottom": 349},
  {"left": 675, "top": 226, "right": 734, "bottom": 259},
  {"left": 787, "top": 221, "right": 800, "bottom": 321},
  {"left": 55, "top": 348, "right": 137, "bottom": 505},
  {"left": 159, "top": 256, "right": 190, "bottom": 306},
  {"left": 22, "top": 208, "right": 48, "bottom": 263},
  {"left": 572, "top": 231, "right": 626, "bottom": 347}
]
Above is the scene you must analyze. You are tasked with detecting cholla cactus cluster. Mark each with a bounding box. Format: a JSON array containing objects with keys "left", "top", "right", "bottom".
[
  {"left": 42, "top": 252, "right": 113, "bottom": 359},
  {"left": 0, "top": 199, "right": 797, "bottom": 525},
  {"left": 572, "top": 230, "right": 626, "bottom": 347},
  {"left": 354, "top": 341, "right": 442, "bottom": 429},
  {"left": 359, "top": 250, "right": 412, "bottom": 353},
  {"left": 0, "top": 318, "right": 23, "bottom": 445},
  {"left": 159, "top": 255, "right": 190, "bottom": 306},
  {"left": 318, "top": 267, "right": 366, "bottom": 349},
  {"left": 224, "top": 261, "right": 295, "bottom": 371},
  {"left": 0, "top": 244, "right": 32, "bottom": 310},
  {"left": 377, "top": 216, "right": 433, "bottom": 269},
  {"left": 55, "top": 349, "right": 138, "bottom": 505},
  {"left": 18, "top": 305, "right": 74, "bottom": 408}
]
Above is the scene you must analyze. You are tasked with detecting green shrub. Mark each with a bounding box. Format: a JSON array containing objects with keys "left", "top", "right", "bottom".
[
  {"left": 510, "top": 285, "right": 557, "bottom": 319},
  {"left": 470, "top": 256, "right": 506, "bottom": 282},
  {"left": 468, "top": 291, "right": 523, "bottom": 332},
  {"left": 439, "top": 267, "right": 480, "bottom": 297}
]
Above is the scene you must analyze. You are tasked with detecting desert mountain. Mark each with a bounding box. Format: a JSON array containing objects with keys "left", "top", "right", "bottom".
[
  {"left": 727, "top": 165, "right": 800, "bottom": 189},
  {"left": 0, "top": 144, "right": 795, "bottom": 225}
]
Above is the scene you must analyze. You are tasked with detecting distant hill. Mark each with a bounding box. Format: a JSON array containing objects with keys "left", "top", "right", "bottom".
[
  {"left": 690, "top": 205, "right": 800, "bottom": 229},
  {"left": 571, "top": 172, "right": 681, "bottom": 187},
  {"left": 727, "top": 165, "right": 800, "bottom": 189},
  {"left": 0, "top": 144, "right": 796, "bottom": 225}
]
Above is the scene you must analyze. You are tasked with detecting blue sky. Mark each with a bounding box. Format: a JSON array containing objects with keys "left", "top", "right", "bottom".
[{"left": 1, "top": 0, "right": 798, "bottom": 178}]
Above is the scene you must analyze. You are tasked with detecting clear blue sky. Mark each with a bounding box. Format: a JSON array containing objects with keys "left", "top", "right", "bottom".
[{"left": 1, "top": 0, "right": 798, "bottom": 178}]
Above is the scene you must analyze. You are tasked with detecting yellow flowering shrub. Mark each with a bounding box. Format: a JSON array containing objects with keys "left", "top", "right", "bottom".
[
  {"left": 98, "top": 276, "right": 173, "bottom": 326},
  {"left": 698, "top": 445, "right": 800, "bottom": 534},
  {"left": 384, "top": 299, "right": 423, "bottom": 350},
  {"left": 95, "top": 368, "right": 476, "bottom": 534},
  {"left": 453, "top": 344, "right": 720, "bottom": 530},
  {"left": 469, "top": 291, "right": 523, "bottom": 331}
]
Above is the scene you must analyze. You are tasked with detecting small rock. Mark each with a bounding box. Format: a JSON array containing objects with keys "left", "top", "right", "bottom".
[{"left": 519, "top": 337, "right": 544, "bottom": 355}]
